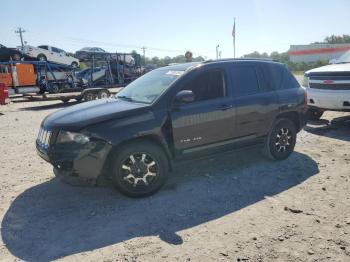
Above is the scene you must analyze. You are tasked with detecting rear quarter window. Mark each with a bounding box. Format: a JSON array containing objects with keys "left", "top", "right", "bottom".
[
  {"left": 281, "top": 68, "right": 300, "bottom": 89},
  {"left": 261, "top": 64, "right": 283, "bottom": 90},
  {"left": 230, "top": 65, "right": 260, "bottom": 96}
]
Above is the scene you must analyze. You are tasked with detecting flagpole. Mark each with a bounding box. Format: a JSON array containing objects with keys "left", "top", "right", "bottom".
[{"left": 233, "top": 17, "right": 236, "bottom": 59}]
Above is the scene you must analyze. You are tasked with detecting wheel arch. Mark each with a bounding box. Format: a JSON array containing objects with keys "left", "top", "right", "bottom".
[
  {"left": 275, "top": 111, "right": 301, "bottom": 131},
  {"left": 37, "top": 53, "right": 46, "bottom": 58},
  {"left": 102, "top": 134, "right": 173, "bottom": 179}
]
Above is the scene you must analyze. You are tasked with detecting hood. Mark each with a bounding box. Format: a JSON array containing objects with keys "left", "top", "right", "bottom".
[
  {"left": 43, "top": 98, "right": 150, "bottom": 131},
  {"left": 306, "top": 63, "right": 350, "bottom": 75}
]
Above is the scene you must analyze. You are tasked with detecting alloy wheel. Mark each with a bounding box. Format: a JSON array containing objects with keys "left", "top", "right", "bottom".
[
  {"left": 275, "top": 128, "right": 292, "bottom": 152},
  {"left": 120, "top": 153, "right": 158, "bottom": 188}
]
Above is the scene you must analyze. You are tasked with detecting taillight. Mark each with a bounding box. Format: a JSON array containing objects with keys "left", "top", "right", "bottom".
[{"left": 304, "top": 90, "right": 307, "bottom": 105}]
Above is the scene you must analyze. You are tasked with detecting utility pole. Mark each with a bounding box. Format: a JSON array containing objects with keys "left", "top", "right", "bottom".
[
  {"left": 15, "top": 27, "right": 26, "bottom": 48},
  {"left": 141, "top": 46, "right": 147, "bottom": 65},
  {"left": 216, "top": 45, "right": 220, "bottom": 60}
]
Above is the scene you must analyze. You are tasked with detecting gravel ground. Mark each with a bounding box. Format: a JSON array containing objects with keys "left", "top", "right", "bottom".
[{"left": 0, "top": 99, "right": 349, "bottom": 262}]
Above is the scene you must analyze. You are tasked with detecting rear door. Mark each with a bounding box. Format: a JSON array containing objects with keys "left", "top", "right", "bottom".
[
  {"left": 50, "top": 47, "right": 62, "bottom": 64},
  {"left": 171, "top": 67, "right": 236, "bottom": 150},
  {"left": 57, "top": 48, "right": 69, "bottom": 65},
  {"left": 230, "top": 64, "right": 278, "bottom": 138},
  {"left": 37, "top": 45, "right": 50, "bottom": 59}
]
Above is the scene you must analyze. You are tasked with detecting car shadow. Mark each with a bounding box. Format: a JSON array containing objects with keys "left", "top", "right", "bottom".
[
  {"left": 19, "top": 101, "right": 79, "bottom": 111},
  {"left": 305, "top": 114, "right": 350, "bottom": 142},
  {"left": 1, "top": 149, "right": 319, "bottom": 261}
]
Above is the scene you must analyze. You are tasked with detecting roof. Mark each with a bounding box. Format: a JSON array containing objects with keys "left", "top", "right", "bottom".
[
  {"left": 158, "top": 58, "right": 282, "bottom": 72},
  {"left": 158, "top": 62, "right": 200, "bottom": 71}
]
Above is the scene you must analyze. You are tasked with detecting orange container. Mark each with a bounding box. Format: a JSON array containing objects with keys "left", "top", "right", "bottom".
[
  {"left": 16, "top": 64, "right": 36, "bottom": 86},
  {"left": 0, "top": 65, "right": 13, "bottom": 86}
]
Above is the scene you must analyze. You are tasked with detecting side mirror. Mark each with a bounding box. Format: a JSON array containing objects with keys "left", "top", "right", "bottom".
[{"left": 175, "top": 90, "right": 195, "bottom": 104}]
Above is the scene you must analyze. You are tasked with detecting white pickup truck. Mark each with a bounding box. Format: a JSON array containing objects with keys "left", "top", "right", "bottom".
[
  {"left": 19, "top": 45, "right": 79, "bottom": 68},
  {"left": 303, "top": 51, "right": 350, "bottom": 120}
]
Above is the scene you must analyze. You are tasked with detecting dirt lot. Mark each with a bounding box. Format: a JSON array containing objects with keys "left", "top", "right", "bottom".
[{"left": 0, "top": 99, "right": 349, "bottom": 262}]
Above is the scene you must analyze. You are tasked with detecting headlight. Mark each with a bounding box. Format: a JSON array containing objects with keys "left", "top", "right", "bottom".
[
  {"left": 57, "top": 131, "right": 90, "bottom": 144},
  {"left": 302, "top": 75, "right": 309, "bottom": 88}
]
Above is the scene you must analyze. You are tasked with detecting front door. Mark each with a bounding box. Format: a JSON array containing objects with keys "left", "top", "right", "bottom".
[
  {"left": 51, "top": 47, "right": 63, "bottom": 64},
  {"left": 171, "top": 68, "right": 236, "bottom": 150}
]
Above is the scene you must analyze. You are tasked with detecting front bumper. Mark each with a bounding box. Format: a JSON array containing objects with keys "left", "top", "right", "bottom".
[
  {"left": 306, "top": 87, "right": 350, "bottom": 111},
  {"left": 36, "top": 138, "right": 112, "bottom": 181}
]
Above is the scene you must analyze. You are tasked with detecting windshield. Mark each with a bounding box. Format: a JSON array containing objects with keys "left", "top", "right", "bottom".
[
  {"left": 336, "top": 50, "right": 350, "bottom": 64},
  {"left": 116, "top": 69, "right": 184, "bottom": 104}
]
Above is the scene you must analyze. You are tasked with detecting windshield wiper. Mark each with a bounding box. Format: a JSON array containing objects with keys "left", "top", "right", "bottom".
[
  {"left": 117, "top": 95, "right": 151, "bottom": 104},
  {"left": 117, "top": 95, "right": 133, "bottom": 101}
]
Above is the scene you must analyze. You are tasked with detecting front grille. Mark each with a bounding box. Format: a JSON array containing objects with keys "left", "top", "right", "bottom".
[
  {"left": 309, "top": 75, "right": 350, "bottom": 90},
  {"left": 309, "top": 75, "right": 350, "bottom": 81},
  {"left": 309, "top": 83, "right": 350, "bottom": 90},
  {"left": 37, "top": 127, "right": 52, "bottom": 148}
]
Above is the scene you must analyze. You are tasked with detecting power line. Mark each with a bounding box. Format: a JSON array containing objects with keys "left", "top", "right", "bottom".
[
  {"left": 66, "top": 37, "right": 212, "bottom": 56},
  {"left": 15, "top": 27, "right": 26, "bottom": 48}
]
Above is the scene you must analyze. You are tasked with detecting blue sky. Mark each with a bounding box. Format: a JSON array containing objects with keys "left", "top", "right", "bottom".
[{"left": 1, "top": 0, "right": 349, "bottom": 59}]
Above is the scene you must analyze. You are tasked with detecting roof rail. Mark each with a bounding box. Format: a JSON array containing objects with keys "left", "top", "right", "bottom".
[{"left": 204, "top": 58, "right": 278, "bottom": 63}]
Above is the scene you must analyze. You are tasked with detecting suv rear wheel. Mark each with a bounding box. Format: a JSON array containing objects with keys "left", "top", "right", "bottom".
[
  {"left": 264, "top": 118, "right": 296, "bottom": 160},
  {"left": 112, "top": 141, "right": 168, "bottom": 197}
]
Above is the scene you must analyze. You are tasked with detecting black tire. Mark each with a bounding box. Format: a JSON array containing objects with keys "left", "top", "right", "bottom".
[
  {"left": 111, "top": 141, "right": 168, "bottom": 197},
  {"left": 97, "top": 89, "right": 110, "bottom": 99},
  {"left": 61, "top": 98, "right": 70, "bottom": 103},
  {"left": 12, "top": 53, "right": 21, "bottom": 61},
  {"left": 264, "top": 118, "right": 297, "bottom": 161},
  {"left": 83, "top": 91, "right": 96, "bottom": 101},
  {"left": 38, "top": 88, "right": 45, "bottom": 95},
  {"left": 71, "top": 62, "right": 78, "bottom": 68},
  {"left": 48, "top": 83, "right": 60, "bottom": 94},
  {"left": 307, "top": 108, "right": 324, "bottom": 120},
  {"left": 37, "top": 54, "right": 47, "bottom": 61}
]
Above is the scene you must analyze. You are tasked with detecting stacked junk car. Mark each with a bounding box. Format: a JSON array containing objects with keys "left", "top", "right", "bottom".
[{"left": 0, "top": 44, "right": 143, "bottom": 103}]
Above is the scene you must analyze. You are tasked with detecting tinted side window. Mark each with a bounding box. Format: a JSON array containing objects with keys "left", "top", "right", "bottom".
[
  {"left": 51, "top": 47, "right": 60, "bottom": 53},
  {"left": 261, "top": 64, "right": 283, "bottom": 90},
  {"left": 281, "top": 69, "right": 300, "bottom": 89},
  {"left": 182, "top": 70, "right": 225, "bottom": 102},
  {"left": 38, "top": 45, "right": 48, "bottom": 50},
  {"left": 231, "top": 66, "right": 260, "bottom": 96}
]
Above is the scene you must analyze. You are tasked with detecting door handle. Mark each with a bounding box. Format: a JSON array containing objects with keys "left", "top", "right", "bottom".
[{"left": 219, "top": 104, "right": 233, "bottom": 110}]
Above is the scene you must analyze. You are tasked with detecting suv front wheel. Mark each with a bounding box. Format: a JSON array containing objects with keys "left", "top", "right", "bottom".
[
  {"left": 264, "top": 118, "right": 297, "bottom": 160},
  {"left": 112, "top": 141, "right": 168, "bottom": 197}
]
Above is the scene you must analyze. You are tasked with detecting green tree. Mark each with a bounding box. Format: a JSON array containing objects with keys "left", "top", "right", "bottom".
[{"left": 324, "top": 34, "right": 350, "bottom": 44}]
